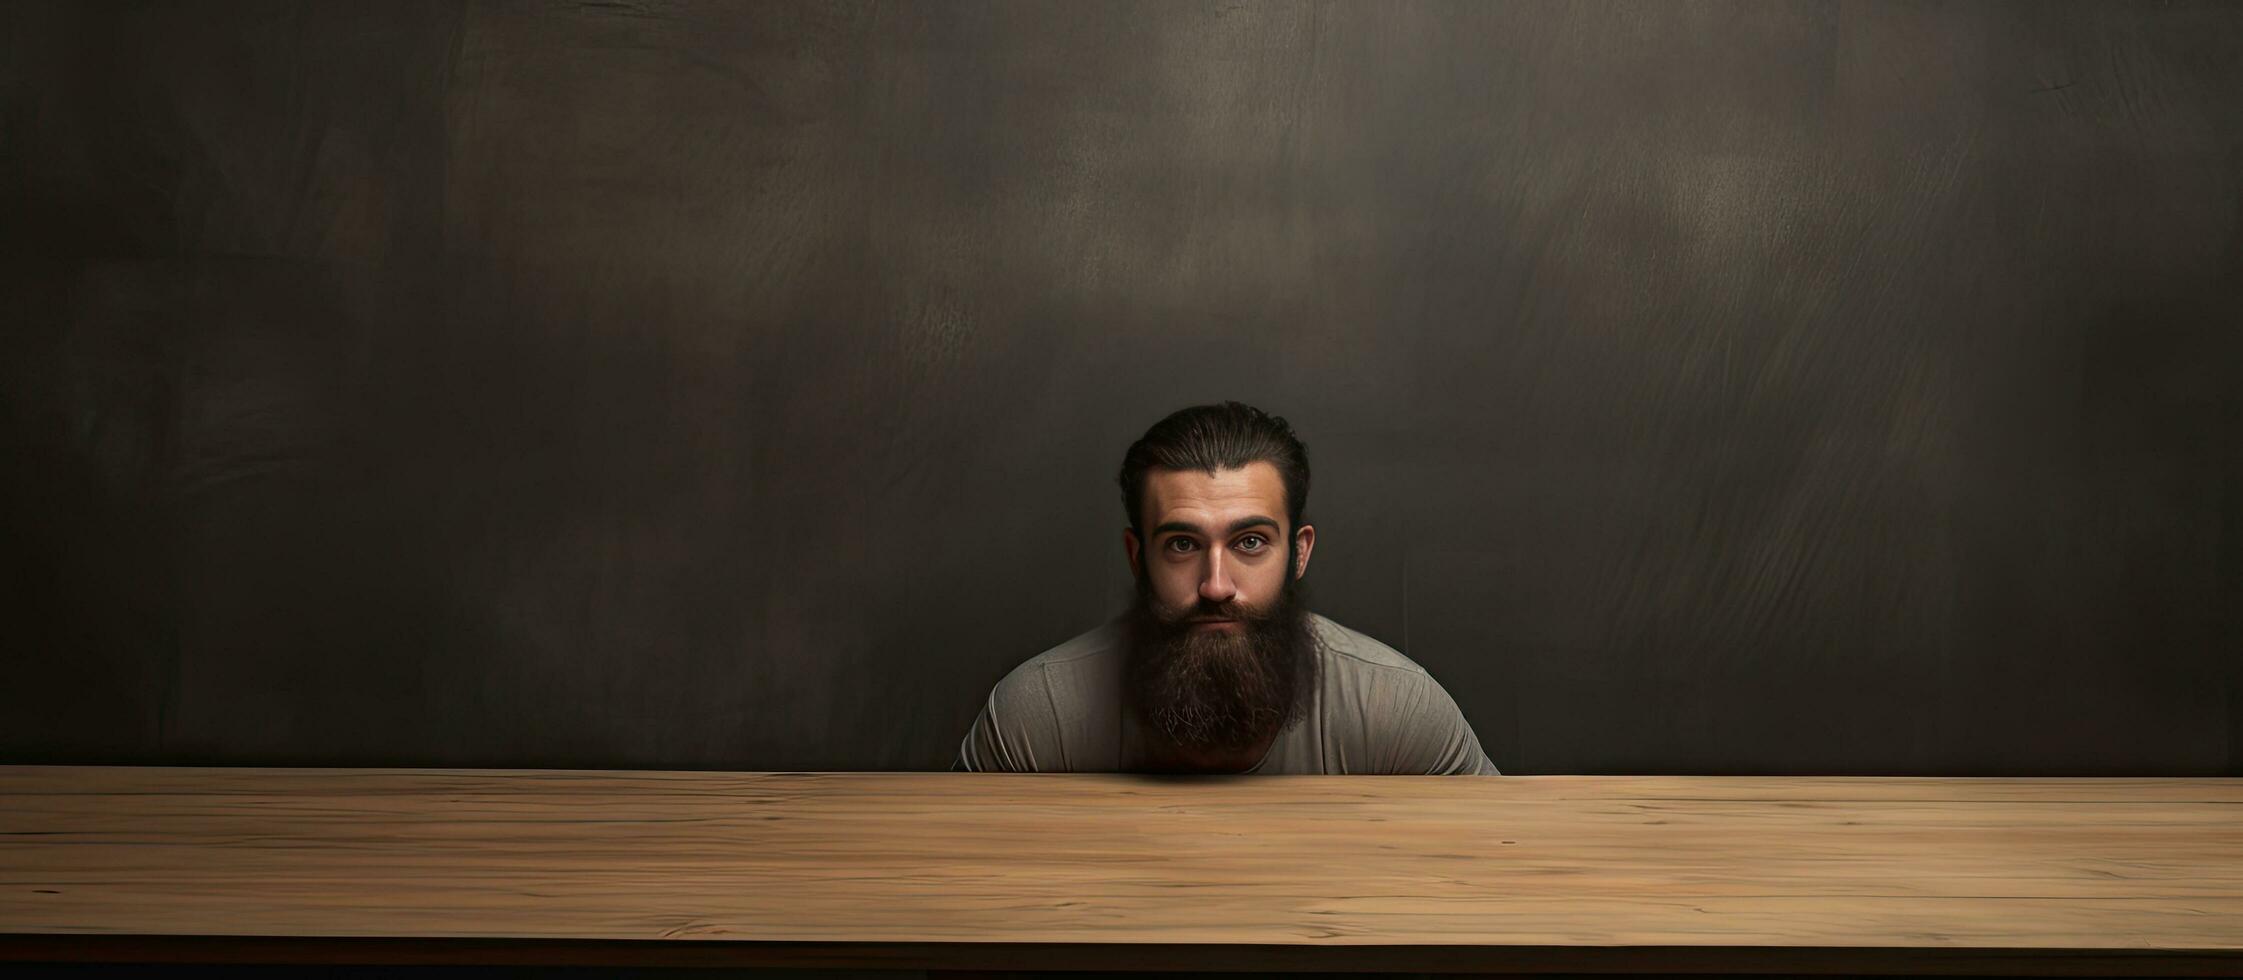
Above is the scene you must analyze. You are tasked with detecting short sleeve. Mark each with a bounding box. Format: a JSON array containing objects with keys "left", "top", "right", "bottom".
[
  {"left": 952, "top": 668, "right": 1064, "bottom": 772},
  {"left": 1382, "top": 673, "right": 1502, "bottom": 775}
]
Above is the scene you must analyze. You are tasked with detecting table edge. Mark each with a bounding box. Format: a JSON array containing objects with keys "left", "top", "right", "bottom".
[{"left": 5, "top": 935, "right": 2242, "bottom": 976}]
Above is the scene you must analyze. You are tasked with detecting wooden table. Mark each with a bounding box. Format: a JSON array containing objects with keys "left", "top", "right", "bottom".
[{"left": 3, "top": 767, "right": 2240, "bottom": 976}]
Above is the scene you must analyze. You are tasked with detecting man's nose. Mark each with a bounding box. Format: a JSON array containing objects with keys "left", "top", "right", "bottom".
[{"left": 1199, "top": 549, "right": 1237, "bottom": 604}]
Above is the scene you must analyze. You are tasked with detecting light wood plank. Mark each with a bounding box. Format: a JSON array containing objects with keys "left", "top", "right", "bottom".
[{"left": 3, "top": 767, "right": 2241, "bottom": 973}]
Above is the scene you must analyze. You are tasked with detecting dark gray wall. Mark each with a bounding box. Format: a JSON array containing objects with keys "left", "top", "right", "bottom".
[{"left": 4, "top": 0, "right": 2238, "bottom": 775}]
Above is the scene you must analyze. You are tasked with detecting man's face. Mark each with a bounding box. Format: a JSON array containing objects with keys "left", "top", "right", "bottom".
[
  {"left": 1121, "top": 462, "right": 1320, "bottom": 768},
  {"left": 1124, "top": 461, "right": 1312, "bottom": 622}
]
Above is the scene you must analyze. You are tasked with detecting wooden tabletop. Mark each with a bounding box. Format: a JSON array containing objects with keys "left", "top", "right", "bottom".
[{"left": 3, "top": 766, "right": 2240, "bottom": 975}]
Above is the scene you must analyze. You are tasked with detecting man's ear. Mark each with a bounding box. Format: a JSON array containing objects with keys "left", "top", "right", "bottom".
[
  {"left": 1292, "top": 523, "right": 1316, "bottom": 580},
  {"left": 1123, "top": 527, "right": 1142, "bottom": 580}
]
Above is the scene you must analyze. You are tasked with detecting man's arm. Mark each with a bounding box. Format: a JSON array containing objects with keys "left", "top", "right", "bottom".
[
  {"left": 1380, "top": 672, "right": 1502, "bottom": 775},
  {"left": 951, "top": 672, "right": 1063, "bottom": 772}
]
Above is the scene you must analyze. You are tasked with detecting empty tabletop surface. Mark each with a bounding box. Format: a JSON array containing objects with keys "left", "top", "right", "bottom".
[{"left": 3, "top": 766, "right": 2241, "bottom": 974}]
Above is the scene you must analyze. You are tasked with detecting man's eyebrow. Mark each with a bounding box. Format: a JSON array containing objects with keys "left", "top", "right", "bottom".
[{"left": 1151, "top": 516, "right": 1281, "bottom": 537}]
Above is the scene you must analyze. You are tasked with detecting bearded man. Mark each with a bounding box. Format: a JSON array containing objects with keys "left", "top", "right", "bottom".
[{"left": 953, "top": 402, "right": 1500, "bottom": 775}]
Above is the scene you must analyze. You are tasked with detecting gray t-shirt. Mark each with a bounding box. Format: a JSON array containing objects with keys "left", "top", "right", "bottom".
[{"left": 953, "top": 613, "right": 1500, "bottom": 774}]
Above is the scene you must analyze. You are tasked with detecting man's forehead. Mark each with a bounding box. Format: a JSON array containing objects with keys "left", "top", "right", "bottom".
[{"left": 1142, "top": 462, "right": 1287, "bottom": 526}]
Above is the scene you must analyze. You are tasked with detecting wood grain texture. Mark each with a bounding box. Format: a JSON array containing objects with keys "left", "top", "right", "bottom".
[{"left": 4, "top": 767, "right": 2241, "bottom": 974}]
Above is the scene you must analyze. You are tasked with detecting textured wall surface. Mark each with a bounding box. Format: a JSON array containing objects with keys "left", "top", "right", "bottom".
[{"left": 4, "top": 0, "right": 2238, "bottom": 775}]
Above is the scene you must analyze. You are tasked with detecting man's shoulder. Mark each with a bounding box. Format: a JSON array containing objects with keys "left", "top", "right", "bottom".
[
  {"left": 1017, "top": 615, "right": 1128, "bottom": 670},
  {"left": 986, "top": 616, "right": 1127, "bottom": 699},
  {"left": 1311, "top": 613, "right": 1433, "bottom": 678},
  {"left": 1311, "top": 613, "right": 1499, "bottom": 775}
]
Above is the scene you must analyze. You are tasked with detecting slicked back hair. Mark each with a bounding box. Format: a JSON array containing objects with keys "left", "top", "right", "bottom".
[{"left": 1117, "top": 402, "right": 1311, "bottom": 537}]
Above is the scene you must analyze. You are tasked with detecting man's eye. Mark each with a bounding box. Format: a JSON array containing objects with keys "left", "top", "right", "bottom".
[
  {"left": 1237, "top": 535, "right": 1267, "bottom": 552},
  {"left": 1165, "top": 538, "right": 1197, "bottom": 553}
]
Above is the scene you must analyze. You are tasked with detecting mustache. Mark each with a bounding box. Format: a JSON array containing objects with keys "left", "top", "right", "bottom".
[{"left": 1156, "top": 596, "right": 1272, "bottom": 625}]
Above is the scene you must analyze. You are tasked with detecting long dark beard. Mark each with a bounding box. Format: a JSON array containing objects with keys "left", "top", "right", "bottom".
[{"left": 1122, "top": 545, "right": 1321, "bottom": 761}]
